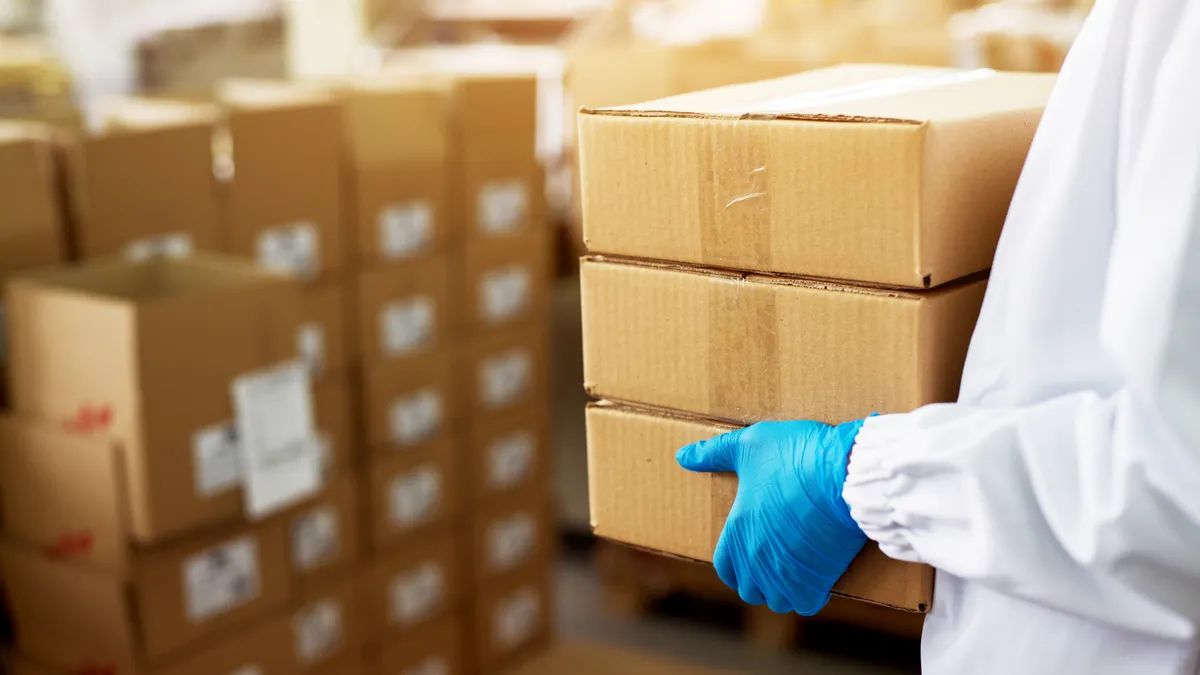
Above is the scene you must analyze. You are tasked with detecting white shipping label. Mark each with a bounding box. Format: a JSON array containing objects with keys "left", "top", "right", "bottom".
[
  {"left": 293, "top": 599, "right": 345, "bottom": 664},
  {"left": 193, "top": 422, "right": 242, "bottom": 497},
  {"left": 477, "top": 180, "right": 528, "bottom": 235},
  {"left": 183, "top": 536, "right": 261, "bottom": 622},
  {"left": 123, "top": 232, "right": 194, "bottom": 261},
  {"left": 233, "top": 362, "right": 324, "bottom": 518},
  {"left": 388, "top": 389, "right": 443, "bottom": 446},
  {"left": 228, "top": 666, "right": 264, "bottom": 675},
  {"left": 388, "top": 561, "right": 446, "bottom": 627},
  {"left": 480, "top": 266, "right": 531, "bottom": 324},
  {"left": 258, "top": 222, "right": 320, "bottom": 279},
  {"left": 404, "top": 657, "right": 450, "bottom": 675},
  {"left": 380, "top": 200, "right": 433, "bottom": 260},
  {"left": 493, "top": 587, "right": 541, "bottom": 650},
  {"left": 487, "top": 513, "right": 537, "bottom": 573},
  {"left": 480, "top": 350, "right": 532, "bottom": 409},
  {"left": 487, "top": 431, "right": 536, "bottom": 490},
  {"left": 388, "top": 466, "right": 442, "bottom": 528},
  {"left": 291, "top": 506, "right": 340, "bottom": 572},
  {"left": 296, "top": 323, "right": 326, "bottom": 376},
  {"left": 381, "top": 296, "right": 435, "bottom": 357}
]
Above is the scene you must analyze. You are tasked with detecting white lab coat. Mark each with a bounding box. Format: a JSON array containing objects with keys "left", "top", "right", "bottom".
[{"left": 841, "top": 0, "right": 1200, "bottom": 673}]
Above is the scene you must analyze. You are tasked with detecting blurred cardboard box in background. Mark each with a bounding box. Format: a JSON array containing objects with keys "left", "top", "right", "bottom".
[{"left": 0, "top": 122, "right": 65, "bottom": 288}]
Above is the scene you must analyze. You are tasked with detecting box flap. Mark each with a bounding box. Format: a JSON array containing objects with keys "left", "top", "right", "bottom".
[
  {"left": 93, "top": 98, "right": 220, "bottom": 133},
  {"left": 586, "top": 402, "right": 933, "bottom": 612},
  {"left": 217, "top": 79, "right": 339, "bottom": 111},
  {"left": 0, "top": 414, "right": 131, "bottom": 576}
]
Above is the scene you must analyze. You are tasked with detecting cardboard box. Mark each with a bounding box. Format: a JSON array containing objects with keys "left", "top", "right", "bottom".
[
  {"left": 338, "top": 77, "right": 454, "bottom": 265},
  {"left": 5, "top": 255, "right": 304, "bottom": 541},
  {"left": 315, "top": 376, "right": 358, "bottom": 472},
  {"left": 367, "top": 530, "right": 461, "bottom": 640},
  {"left": 354, "top": 256, "right": 451, "bottom": 368},
  {"left": 361, "top": 349, "right": 457, "bottom": 457},
  {"left": 288, "top": 473, "right": 362, "bottom": 585},
  {"left": 373, "top": 614, "right": 465, "bottom": 675},
  {"left": 12, "top": 611, "right": 296, "bottom": 675},
  {"left": 471, "top": 562, "right": 552, "bottom": 672},
  {"left": 0, "top": 517, "right": 292, "bottom": 668},
  {"left": 138, "top": 19, "right": 286, "bottom": 98},
  {"left": 585, "top": 401, "right": 933, "bottom": 612},
  {"left": 578, "top": 64, "right": 1054, "bottom": 288},
  {"left": 581, "top": 256, "right": 987, "bottom": 425},
  {"left": 299, "top": 281, "right": 354, "bottom": 381},
  {"left": 467, "top": 489, "right": 554, "bottom": 587},
  {"left": 288, "top": 575, "right": 370, "bottom": 672},
  {"left": 457, "top": 226, "right": 552, "bottom": 330},
  {"left": 62, "top": 98, "right": 221, "bottom": 260},
  {"left": 0, "top": 122, "right": 65, "bottom": 289},
  {"left": 310, "top": 651, "right": 368, "bottom": 675},
  {"left": 218, "top": 79, "right": 345, "bottom": 278},
  {"left": 460, "top": 320, "right": 550, "bottom": 424},
  {"left": 465, "top": 402, "right": 550, "bottom": 506},
  {"left": 366, "top": 437, "right": 459, "bottom": 553}
]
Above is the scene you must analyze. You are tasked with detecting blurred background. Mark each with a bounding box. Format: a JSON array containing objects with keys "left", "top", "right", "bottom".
[{"left": 0, "top": 1, "right": 1093, "bottom": 674}]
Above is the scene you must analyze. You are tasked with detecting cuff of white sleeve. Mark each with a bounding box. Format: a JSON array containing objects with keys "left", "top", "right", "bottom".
[{"left": 843, "top": 414, "right": 922, "bottom": 563}]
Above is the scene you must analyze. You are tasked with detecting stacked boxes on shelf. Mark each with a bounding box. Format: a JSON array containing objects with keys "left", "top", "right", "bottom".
[{"left": 578, "top": 64, "right": 1055, "bottom": 613}]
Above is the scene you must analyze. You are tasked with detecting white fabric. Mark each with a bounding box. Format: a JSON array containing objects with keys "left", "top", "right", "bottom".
[{"left": 841, "top": 0, "right": 1200, "bottom": 673}]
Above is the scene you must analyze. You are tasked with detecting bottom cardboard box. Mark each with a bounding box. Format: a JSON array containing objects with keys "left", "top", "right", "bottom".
[
  {"left": 472, "top": 563, "right": 553, "bottom": 673},
  {"left": 366, "top": 529, "right": 461, "bottom": 640},
  {"left": 585, "top": 401, "right": 933, "bottom": 613},
  {"left": 289, "top": 573, "right": 370, "bottom": 672},
  {"left": 372, "top": 614, "right": 466, "bottom": 675}
]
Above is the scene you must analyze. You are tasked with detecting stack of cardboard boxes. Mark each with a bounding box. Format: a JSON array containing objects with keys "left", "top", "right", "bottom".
[{"left": 578, "top": 64, "right": 1055, "bottom": 613}]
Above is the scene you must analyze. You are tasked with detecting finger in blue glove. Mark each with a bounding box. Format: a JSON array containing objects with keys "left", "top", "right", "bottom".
[{"left": 676, "top": 419, "right": 868, "bottom": 616}]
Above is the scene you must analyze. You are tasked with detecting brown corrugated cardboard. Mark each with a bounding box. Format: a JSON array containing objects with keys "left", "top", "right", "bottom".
[
  {"left": 218, "top": 79, "right": 344, "bottom": 278},
  {"left": 365, "top": 437, "right": 459, "bottom": 553},
  {"left": 465, "top": 402, "right": 550, "bottom": 505},
  {"left": 338, "top": 77, "right": 454, "bottom": 266},
  {"left": 367, "top": 530, "right": 461, "bottom": 640},
  {"left": 460, "top": 320, "right": 551, "bottom": 424},
  {"left": 581, "top": 256, "right": 987, "bottom": 425},
  {"left": 0, "top": 122, "right": 65, "bottom": 288},
  {"left": 578, "top": 64, "right": 1055, "bottom": 288},
  {"left": 288, "top": 575, "right": 370, "bottom": 672},
  {"left": 0, "top": 517, "right": 292, "bottom": 669},
  {"left": 62, "top": 98, "right": 221, "bottom": 260},
  {"left": 310, "top": 651, "right": 368, "bottom": 675},
  {"left": 586, "top": 401, "right": 933, "bottom": 612},
  {"left": 5, "top": 255, "right": 304, "bottom": 542},
  {"left": 289, "top": 473, "right": 362, "bottom": 584},
  {"left": 471, "top": 562, "right": 552, "bottom": 672},
  {"left": 354, "top": 256, "right": 451, "bottom": 367},
  {"left": 315, "top": 376, "right": 358, "bottom": 472},
  {"left": 467, "top": 489, "right": 555, "bottom": 586},
  {"left": 361, "top": 349, "right": 457, "bottom": 457},
  {"left": 457, "top": 227, "right": 552, "bottom": 330},
  {"left": 373, "top": 614, "right": 465, "bottom": 675},
  {"left": 299, "top": 281, "right": 354, "bottom": 382},
  {"left": 499, "top": 640, "right": 736, "bottom": 675}
]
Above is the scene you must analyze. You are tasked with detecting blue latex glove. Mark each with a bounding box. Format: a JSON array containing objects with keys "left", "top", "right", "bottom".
[{"left": 676, "top": 419, "right": 868, "bottom": 616}]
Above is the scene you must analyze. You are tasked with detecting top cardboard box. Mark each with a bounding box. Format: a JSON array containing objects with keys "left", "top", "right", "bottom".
[
  {"left": 578, "top": 64, "right": 1055, "bottom": 288},
  {"left": 0, "top": 122, "right": 65, "bottom": 288}
]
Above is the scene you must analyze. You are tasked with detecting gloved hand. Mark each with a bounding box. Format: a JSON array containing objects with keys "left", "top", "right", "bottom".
[{"left": 676, "top": 419, "right": 868, "bottom": 616}]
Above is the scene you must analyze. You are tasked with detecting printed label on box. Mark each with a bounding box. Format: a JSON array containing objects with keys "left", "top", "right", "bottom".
[
  {"left": 477, "top": 180, "right": 528, "bottom": 235},
  {"left": 123, "top": 232, "right": 194, "bottom": 261},
  {"left": 488, "top": 431, "right": 536, "bottom": 491},
  {"left": 480, "top": 349, "right": 532, "bottom": 409},
  {"left": 258, "top": 222, "right": 320, "bottom": 279},
  {"left": 297, "top": 323, "right": 326, "bottom": 375},
  {"left": 228, "top": 665, "right": 264, "bottom": 675},
  {"left": 381, "top": 296, "right": 435, "bottom": 357},
  {"left": 183, "top": 536, "right": 261, "bottom": 622},
  {"left": 493, "top": 587, "right": 541, "bottom": 650},
  {"left": 291, "top": 505, "right": 339, "bottom": 572},
  {"left": 193, "top": 422, "right": 242, "bottom": 497},
  {"left": 487, "top": 512, "right": 537, "bottom": 574},
  {"left": 480, "top": 266, "right": 531, "bottom": 324},
  {"left": 388, "top": 465, "right": 441, "bottom": 528},
  {"left": 404, "top": 657, "right": 450, "bottom": 675},
  {"left": 380, "top": 200, "right": 433, "bottom": 260},
  {"left": 388, "top": 561, "right": 445, "bottom": 627},
  {"left": 233, "top": 362, "right": 323, "bottom": 518},
  {"left": 293, "top": 599, "right": 344, "bottom": 664},
  {"left": 388, "top": 389, "right": 443, "bottom": 446}
]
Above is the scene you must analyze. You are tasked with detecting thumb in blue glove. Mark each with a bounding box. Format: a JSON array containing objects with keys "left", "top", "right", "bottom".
[{"left": 676, "top": 419, "right": 868, "bottom": 616}]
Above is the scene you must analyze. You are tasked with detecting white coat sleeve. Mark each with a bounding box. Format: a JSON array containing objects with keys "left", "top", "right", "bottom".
[{"left": 842, "top": 7, "right": 1200, "bottom": 641}]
